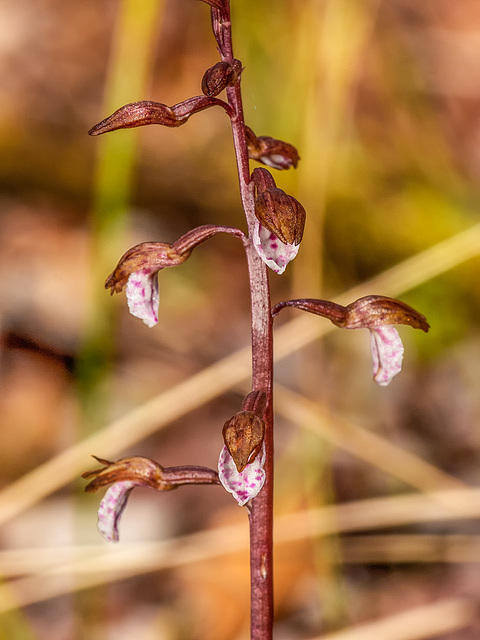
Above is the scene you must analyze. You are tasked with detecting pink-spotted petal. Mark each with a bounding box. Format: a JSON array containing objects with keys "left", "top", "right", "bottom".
[
  {"left": 125, "top": 270, "right": 159, "bottom": 327},
  {"left": 97, "top": 480, "right": 137, "bottom": 542},
  {"left": 252, "top": 222, "right": 299, "bottom": 275},
  {"left": 370, "top": 326, "right": 404, "bottom": 386},
  {"left": 218, "top": 443, "right": 266, "bottom": 506}
]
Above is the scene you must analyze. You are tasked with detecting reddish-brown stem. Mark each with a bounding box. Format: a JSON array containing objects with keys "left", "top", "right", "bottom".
[
  {"left": 162, "top": 465, "right": 220, "bottom": 485},
  {"left": 214, "top": 4, "right": 274, "bottom": 638}
]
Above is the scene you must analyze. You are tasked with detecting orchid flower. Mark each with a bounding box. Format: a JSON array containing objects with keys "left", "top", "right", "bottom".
[
  {"left": 272, "top": 296, "right": 429, "bottom": 386},
  {"left": 251, "top": 167, "right": 305, "bottom": 274},
  {"left": 82, "top": 456, "right": 219, "bottom": 542},
  {"left": 104, "top": 226, "right": 244, "bottom": 327},
  {"left": 217, "top": 391, "right": 267, "bottom": 505}
]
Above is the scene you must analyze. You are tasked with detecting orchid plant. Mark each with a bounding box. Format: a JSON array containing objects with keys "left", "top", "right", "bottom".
[{"left": 83, "top": 1, "right": 429, "bottom": 638}]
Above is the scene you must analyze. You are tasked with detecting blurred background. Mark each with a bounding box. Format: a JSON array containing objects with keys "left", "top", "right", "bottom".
[{"left": 2, "top": 0, "right": 480, "bottom": 638}]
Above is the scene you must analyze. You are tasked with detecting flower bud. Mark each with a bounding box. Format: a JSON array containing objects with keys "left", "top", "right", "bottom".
[
  {"left": 89, "top": 102, "right": 181, "bottom": 134},
  {"left": 251, "top": 166, "right": 277, "bottom": 193},
  {"left": 222, "top": 411, "right": 265, "bottom": 473},
  {"left": 89, "top": 97, "right": 233, "bottom": 136},
  {"left": 201, "top": 60, "right": 242, "bottom": 97}
]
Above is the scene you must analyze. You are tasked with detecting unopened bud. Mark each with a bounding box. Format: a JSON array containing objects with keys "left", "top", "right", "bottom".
[
  {"left": 202, "top": 60, "right": 242, "bottom": 97},
  {"left": 89, "top": 102, "right": 181, "bottom": 134},
  {"left": 89, "top": 97, "right": 233, "bottom": 136},
  {"left": 251, "top": 166, "right": 277, "bottom": 193}
]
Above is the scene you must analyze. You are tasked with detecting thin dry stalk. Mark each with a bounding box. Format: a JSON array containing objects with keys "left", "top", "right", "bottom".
[
  {"left": 3, "top": 488, "right": 480, "bottom": 611},
  {"left": 273, "top": 384, "right": 465, "bottom": 495},
  {"left": 308, "top": 597, "right": 476, "bottom": 640}
]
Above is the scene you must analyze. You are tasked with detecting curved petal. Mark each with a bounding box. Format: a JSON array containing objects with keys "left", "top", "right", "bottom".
[
  {"left": 97, "top": 480, "right": 138, "bottom": 542},
  {"left": 370, "top": 326, "right": 404, "bottom": 386},
  {"left": 126, "top": 270, "right": 160, "bottom": 327},
  {"left": 218, "top": 443, "right": 266, "bottom": 506},
  {"left": 252, "top": 222, "right": 299, "bottom": 275}
]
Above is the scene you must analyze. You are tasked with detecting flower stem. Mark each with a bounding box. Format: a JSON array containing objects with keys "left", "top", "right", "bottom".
[{"left": 217, "top": 4, "right": 274, "bottom": 638}]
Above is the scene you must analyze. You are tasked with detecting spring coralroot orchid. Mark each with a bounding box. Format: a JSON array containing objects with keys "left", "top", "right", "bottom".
[
  {"left": 82, "top": 456, "right": 219, "bottom": 542},
  {"left": 84, "top": 1, "right": 434, "bottom": 635},
  {"left": 272, "top": 295, "right": 430, "bottom": 386},
  {"left": 251, "top": 167, "right": 305, "bottom": 274},
  {"left": 105, "top": 242, "right": 186, "bottom": 328},
  {"left": 105, "top": 225, "right": 244, "bottom": 327},
  {"left": 218, "top": 391, "right": 267, "bottom": 505}
]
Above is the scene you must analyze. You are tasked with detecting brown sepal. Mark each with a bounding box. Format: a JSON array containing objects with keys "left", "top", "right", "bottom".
[
  {"left": 82, "top": 456, "right": 176, "bottom": 492},
  {"left": 82, "top": 456, "right": 220, "bottom": 492},
  {"left": 105, "top": 242, "right": 187, "bottom": 294},
  {"left": 223, "top": 412, "right": 265, "bottom": 473},
  {"left": 272, "top": 295, "right": 430, "bottom": 333},
  {"left": 254, "top": 188, "right": 306, "bottom": 245},
  {"left": 105, "top": 225, "right": 244, "bottom": 295},
  {"left": 344, "top": 295, "right": 430, "bottom": 331}
]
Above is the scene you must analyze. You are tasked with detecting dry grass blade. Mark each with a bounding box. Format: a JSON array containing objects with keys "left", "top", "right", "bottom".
[
  {"left": 273, "top": 385, "right": 465, "bottom": 496},
  {"left": 3, "top": 488, "right": 480, "bottom": 611},
  {"left": 0, "top": 223, "right": 479, "bottom": 526},
  {"left": 307, "top": 597, "right": 476, "bottom": 640},
  {"left": 4, "top": 533, "right": 480, "bottom": 581},
  {"left": 342, "top": 534, "right": 480, "bottom": 564}
]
